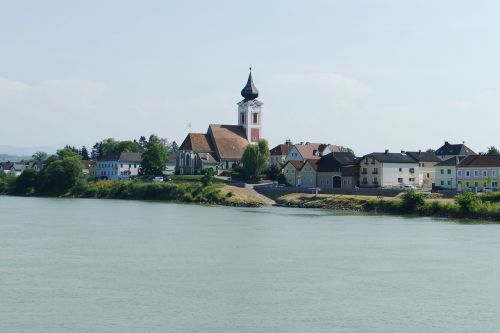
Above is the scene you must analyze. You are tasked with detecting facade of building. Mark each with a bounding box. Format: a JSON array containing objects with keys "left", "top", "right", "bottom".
[
  {"left": 97, "top": 152, "right": 142, "bottom": 180},
  {"left": 456, "top": 155, "right": 500, "bottom": 191},
  {"left": 176, "top": 70, "right": 262, "bottom": 175},
  {"left": 435, "top": 156, "right": 463, "bottom": 190},
  {"left": 358, "top": 151, "right": 419, "bottom": 188},
  {"left": 283, "top": 159, "right": 318, "bottom": 187},
  {"left": 406, "top": 151, "right": 442, "bottom": 188},
  {"left": 435, "top": 141, "right": 476, "bottom": 161},
  {"left": 316, "top": 152, "right": 358, "bottom": 190}
]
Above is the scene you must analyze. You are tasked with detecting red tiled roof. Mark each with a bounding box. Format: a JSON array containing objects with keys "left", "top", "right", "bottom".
[
  {"left": 179, "top": 133, "right": 214, "bottom": 152},
  {"left": 293, "top": 143, "right": 339, "bottom": 160},
  {"left": 458, "top": 155, "right": 500, "bottom": 167},
  {"left": 208, "top": 124, "right": 249, "bottom": 160},
  {"left": 270, "top": 143, "right": 293, "bottom": 156},
  {"left": 286, "top": 160, "right": 305, "bottom": 170}
]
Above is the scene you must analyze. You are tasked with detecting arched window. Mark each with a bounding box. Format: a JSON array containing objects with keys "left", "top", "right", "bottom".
[{"left": 185, "top": 154, "right": 190, "bottom": 167}]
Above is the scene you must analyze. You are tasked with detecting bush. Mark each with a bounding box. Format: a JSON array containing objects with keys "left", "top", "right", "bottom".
[
  {"left": 455, "top": 192, "right": 481, "bottom": 214},
  {"left": 400, "top": 190, "right": 425, "bottom": 212}
]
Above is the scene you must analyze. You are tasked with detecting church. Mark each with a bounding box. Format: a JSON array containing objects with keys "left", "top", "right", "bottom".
[{"left": 176, "top": 69, "right": 263, "bottom": 175}]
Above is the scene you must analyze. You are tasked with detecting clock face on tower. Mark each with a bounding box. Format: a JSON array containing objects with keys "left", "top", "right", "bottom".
[{"left": 251, "top": 128, "right": 260, "bottom": 142}]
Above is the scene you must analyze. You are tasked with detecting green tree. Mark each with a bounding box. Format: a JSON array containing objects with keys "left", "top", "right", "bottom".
[
  {"left": 139, "top": 135, "right": 168, "bottom": 176},
  {"left": 201, "top": 168, "right": 214, "bottom": 187},
  {"left": 81, "top": 146, "right": 90, "bottom": 160},
  {"left": 32, "top": 151, "right": 48, "bottom": 163},
  {"left": 241, "top": 139, "right": 270, "bottom": 181},
  {"left": 117, "top": 140, "right": 141, "bottom": 154},
  {"left": 426, "top": 148, "right": 436, "bottom": 154},
  {"left": 0, "top": 172, "right": 7, "bottom": 193},
  {"left": 487, "top": 146, "right": 500, "bottom": 155},
  {"left": 338, "top": 146, "right": 355, "bottom": 155},
  {"left": 455, "top": 192, "right": 481, "bottom": 214},
  {"left": 37, "top": 148, "right": 83, "bottom": 196},
  {"left": 10, "top": 168, "right": 38, "bottom": 195}
]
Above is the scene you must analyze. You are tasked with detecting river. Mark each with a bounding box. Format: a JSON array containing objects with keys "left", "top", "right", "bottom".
[{"left": 1, "top": 196, "right": 500, "bottom": 332}]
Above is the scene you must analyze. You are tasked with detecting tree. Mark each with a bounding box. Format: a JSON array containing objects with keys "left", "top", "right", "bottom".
[
  {"left": 117, "top": 140, "right": 141, "bottom": 154},
  {"left": 91, "top": 142, "right": 103, "bottom": 160},
  {"left": 241, "top": 139, "right": 270, "bottom": 181},
  {"left": 338, "top": 146, "right": 355, "bottom": 155},
  {"left": 81, "top": 146, "right": 90, "bottom": 160},
  {"left": 139, "top": 134, "right": 169, "bottom": 176},
  {"left": 32, "top": 151, "right": 48, "bottom": 163},
  {"left": 10, "top": 168, "right": 37, "bottom": 195},
  {"left": 265, "top": 164, "right": 281, "bottom": 181},
  {"left": 201, "top": 168, "right": 214, "bottom": 187},
  {"left": 426, "top": 148, "right": 436, "bottom": 154},
  {"left": 487, "top": 146, "right": 500, "bottom": 155},
  {"left": 37, "top": 147, "right": 83, "bottom": 196},
  {"left": 138, "top": 136, "right": 148, "bottom": 151},
  {"left": 169, "top": 141, "right": 179, "bottom": 154}
]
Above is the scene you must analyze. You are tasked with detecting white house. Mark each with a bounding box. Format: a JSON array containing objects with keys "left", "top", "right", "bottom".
[
  {"left": 97, "top": 152, "right": 142, "bottom": 180},
  {"left": 359, "top": 151, "right": 419, "bottom": 188}
]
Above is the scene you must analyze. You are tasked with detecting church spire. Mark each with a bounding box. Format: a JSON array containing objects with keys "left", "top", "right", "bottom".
[{"left": 241, "top": 67, "right": 259, "bottom": 100}]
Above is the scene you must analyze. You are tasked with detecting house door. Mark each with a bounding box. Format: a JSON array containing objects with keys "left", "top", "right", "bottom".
[{"left": 332, "top": 176, "right": 341, "bottom": 188}]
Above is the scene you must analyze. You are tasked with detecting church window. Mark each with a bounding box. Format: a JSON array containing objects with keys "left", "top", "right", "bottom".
[
  {"left": 253, "top": 113, "right": 258, "bottom": 124},
  {"left": 241, "top": 113, "right": 245, "bottom": 124}
]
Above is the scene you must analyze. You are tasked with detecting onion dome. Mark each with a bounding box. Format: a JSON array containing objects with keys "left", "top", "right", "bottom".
[{"left": 241, "top": 68, "right": 259, "bottom": 100}]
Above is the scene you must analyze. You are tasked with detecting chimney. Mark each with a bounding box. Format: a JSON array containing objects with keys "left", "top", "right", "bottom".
[
  {"left": 385, "top": 149, "right": 389, "bottom": 154},
  {"left": 445, "top": 141, "right": 449, "bottom": 145},
  {"left": 418, "top": 149, "right": 421, "bottom": 154}
]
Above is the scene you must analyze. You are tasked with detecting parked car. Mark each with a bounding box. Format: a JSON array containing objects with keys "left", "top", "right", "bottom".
[{"left": 152, "top": 176, "right": 164, "bottom": 182}]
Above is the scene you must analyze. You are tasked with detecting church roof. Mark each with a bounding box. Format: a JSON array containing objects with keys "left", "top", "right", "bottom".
[
  {"left": 208, "top": 124, "right": 249, "bottom": 160},
  {"left": 179, "top": 133, "right": 214, "bottom": 152},
  {"left": 241, "top": 70, "right": 259, "bottom": 100}
]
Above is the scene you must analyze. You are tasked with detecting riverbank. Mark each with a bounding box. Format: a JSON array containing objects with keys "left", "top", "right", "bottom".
[
  {"left": 69, "top": 180, "right": 267, "bottom": 207},
  {"left": 274, "top": 192, "right": 500, "bottom": 221}
]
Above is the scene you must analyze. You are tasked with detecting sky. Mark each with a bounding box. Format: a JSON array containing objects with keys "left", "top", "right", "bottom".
[{"left": 1, "top": 0, "right": 499, "bottom": 156}]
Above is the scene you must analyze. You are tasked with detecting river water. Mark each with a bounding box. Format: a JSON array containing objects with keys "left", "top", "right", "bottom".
[{"left": 1, "top": 196, "right": 500, "bottom": 332}]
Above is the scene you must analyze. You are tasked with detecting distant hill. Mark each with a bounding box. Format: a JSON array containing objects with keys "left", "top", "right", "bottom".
[{"left": 0, "top": 154, "right": 33, "bottom": 162}]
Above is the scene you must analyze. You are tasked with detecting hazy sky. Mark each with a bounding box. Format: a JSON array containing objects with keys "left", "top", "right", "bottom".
[{"left": 1, "top": 0, "right": 499, "bottom": 155}]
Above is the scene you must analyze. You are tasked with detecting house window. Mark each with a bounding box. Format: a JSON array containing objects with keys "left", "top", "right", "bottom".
[
  {"left": 409, "top": 168, "right": 415, "bottom": 174},
  {"left": 398, "top": 178, "right": 403, "bottom": 183},
  {"left": 447, "top": 180, "right": 451, "bottom": 186},
  {"left": 482, "top": 170, "right": 487, "bottom": 178},
  {"left": 252, "top": 113, "right": 258, "bottom": 124},
  {"left": 241, "top": 113, "right": 245, "bottom": 124},
  {"left": 409, "top": 178, "right": 415, "bottom": 182},
  {"left": 474, "top": 170, "right": 479, "bottom": 177},
  {"left": 465, "top": 171, "right": 470, "bottom": 177},
  {"left": 427, "top": 173, "right": 430, "bottom": 178},
  {"left": 422, "top": 163, "right": 425, "bottom": 167},
  {"left": 440, "top": 169, "right": 444, "bottom": 174},
  {"left": 466, "top": 181, "right": 470, "bottom": 187},
  {"left": 399, "top": 168, "right": 402, "bottom": 172},
  {"left": 120, "top": 164, "right": 123, "bottom": 168},
  {"left": 129, "top": 164, "right": 132, "bottom": 168},
  {"left": 440, "top": 180, "right": 444, "bottom": 186},
  {"left": 457, "top": 170, "right": 462, "bottom": 178},
  {"left": 134, "top": 164, "right": 137, "bottom": 168},
  {"left": 492, "top": 170, "right": 497, "bottom": 177},
  {"left": 447, "top": 169, "right": 451, "bottom": 174},
  {"left": 474, "top": 181, "right": 478, "bottom": 187}
]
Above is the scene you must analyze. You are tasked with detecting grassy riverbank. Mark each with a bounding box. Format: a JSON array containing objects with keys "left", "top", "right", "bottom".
[
  {"left": 68, "top": 180, "right": 266, "bottom": 207},
  {"left": 275, "top": 192, "right": 500, "bottom": 221}
]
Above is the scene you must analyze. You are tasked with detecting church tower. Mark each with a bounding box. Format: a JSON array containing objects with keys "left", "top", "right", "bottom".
[{"left": 237, "top": 68, "right": 263, "bottom": 143}]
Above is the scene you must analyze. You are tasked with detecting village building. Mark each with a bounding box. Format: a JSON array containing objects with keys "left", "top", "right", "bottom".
[
  {"left": 456, "top": 155, "right": 500, "bottom": 191},
  {"left": 176, "top": 70, "right": 262, "bottom": 175},
  {"left": 435, "top": 156, "right": 464, "bottom": 190},
  {"left": 316, "top": 152, "right": 358, "bottom": 190},
  {"left": 97, "top": 152, "right": 142, "bottom": 180},
  {"left": 269, "top": 140, "right": 293, "bottom": 168},
  {"left": 405, "top": 150, "right": 442, "bottom": 188},
  {"left": 358, "top": 151, "right": 419, "bottom": 188},
  {"left": 283, "top": 159, "right": 318, "bottom": 187},
  {"left": 435, "top": 141, "right": 476, "bottom": 161}
]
